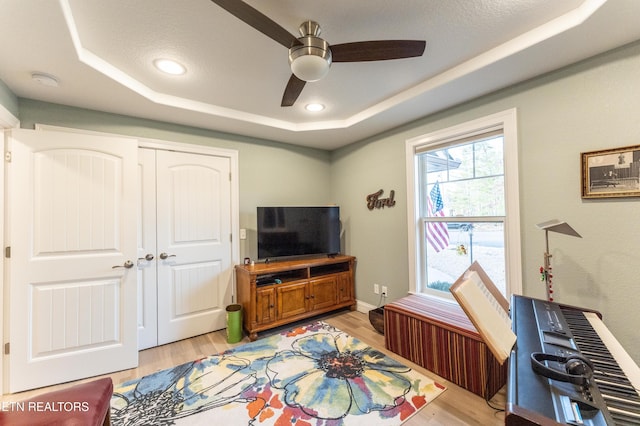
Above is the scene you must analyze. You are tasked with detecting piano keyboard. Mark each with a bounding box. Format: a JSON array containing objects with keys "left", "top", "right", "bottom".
[
  {"left": 562, "top": 308, "right": 640, "bottom": 425},
  {"left": 507, "top": 295, "right": 640, "bottom": 426}
]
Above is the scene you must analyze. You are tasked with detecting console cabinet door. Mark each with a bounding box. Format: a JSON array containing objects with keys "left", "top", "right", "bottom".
[
  {"left": 277, "top": 282, "right": 308, "bottom": 320},
  {"left": 309, "top": 277, "right": 338, "bottom": 310},
  {"left": 337, "top": 272, "right": 353, "bottom": 303},
  {"left": 256, "top": 287, "right": 276, "bottom": 325}
]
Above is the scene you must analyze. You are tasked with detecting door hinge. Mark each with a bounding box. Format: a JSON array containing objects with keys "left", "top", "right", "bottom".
[
  {"left": 4, "top": 342, "right": 9, "bottom": 355},
  {"left": 4, "top": 246, "right": 9, "bottom": 258},
  {"left": 229, "top": 172, "right": 232, "bottom": 181},
  {"left": 230, "top": 233, "right": 233, "bottom": 243},
  {"left": 4, "top": 151, "right": 11, "bottom": 162}
]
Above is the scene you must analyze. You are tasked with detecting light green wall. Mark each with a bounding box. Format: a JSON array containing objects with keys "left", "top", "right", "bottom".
[
  {"left": 0, "top": 79, "right": 18, "bottom": 118},
  {"left": 332, "top": 40, "right": 640, "bottom": 363},
  {"left": 16, "top": 99, "right": 334, "bottom": 261}
]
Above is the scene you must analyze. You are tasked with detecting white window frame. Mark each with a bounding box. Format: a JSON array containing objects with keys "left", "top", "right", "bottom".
[{"left": 405, "top": 108, "right": 522, "bottom": 298}]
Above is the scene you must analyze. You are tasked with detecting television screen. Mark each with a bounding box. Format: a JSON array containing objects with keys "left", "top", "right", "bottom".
[{"left": 257, "top": 206, "right": 340, "bottom": 260}]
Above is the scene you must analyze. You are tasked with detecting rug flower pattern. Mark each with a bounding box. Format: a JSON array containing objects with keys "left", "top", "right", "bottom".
[{"left": 111, "top": 322, "right": 445, "bottom": 425}]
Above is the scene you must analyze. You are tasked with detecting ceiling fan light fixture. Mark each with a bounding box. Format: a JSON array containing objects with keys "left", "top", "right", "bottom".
[
  {"left": 289, "top": 51, "right": 331, "bottom": 82},
  {"left": 288, "top": 22, "right": 332, "bottom": 82}
]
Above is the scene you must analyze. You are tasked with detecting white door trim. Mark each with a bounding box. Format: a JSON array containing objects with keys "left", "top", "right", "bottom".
[{"left": 1, "top": 109, "right": 20, "bottom": 396}]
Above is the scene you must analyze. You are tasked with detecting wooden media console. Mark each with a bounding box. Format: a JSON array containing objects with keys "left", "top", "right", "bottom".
[{"left": 235, "top": 255, "right": 356, "bottom": 341}]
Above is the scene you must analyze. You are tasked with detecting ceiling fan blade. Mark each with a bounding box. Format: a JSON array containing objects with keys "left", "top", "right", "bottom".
[
  {"left": 211, "top": 0, "right": 301, "bottom": 48},
  {"left": 281, "top": 75, "right": 306, "bottom": 107},
  {"left": 331, "top": 40, "right": 426, "bottom": 62}
]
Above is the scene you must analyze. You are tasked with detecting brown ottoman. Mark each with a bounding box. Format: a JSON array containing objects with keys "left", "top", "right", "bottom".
[
  {"left": 0, "top": 377, "right": 113, "bottom": 426},
  {"left": 384, "top": 294, "right": 506, "bottom": 398}
]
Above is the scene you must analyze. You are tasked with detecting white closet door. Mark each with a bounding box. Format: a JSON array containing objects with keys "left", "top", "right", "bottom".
[
  {"left": 137, "top": 148, "right": 158, "bottom": 350},
  {"left": 7, "top": 129, "right": 138, "bottom": 392},
  {"left": 155, "top": 150, "right": 232, "bottom": 344}
]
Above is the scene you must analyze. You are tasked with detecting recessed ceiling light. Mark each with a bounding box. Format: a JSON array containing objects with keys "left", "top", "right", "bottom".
[
  {"left": 31, "top": 72, "right": 59, "bottom": 87},
  {"left": 305, "top": 103, "right": 325, "bottom": 112},
  {"left": 153, "top": 58, "right": 186, "bottom": 75}
]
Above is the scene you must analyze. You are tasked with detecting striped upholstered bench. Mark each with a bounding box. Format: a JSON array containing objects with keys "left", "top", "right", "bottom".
[{"left": 384, "top": 294, "right": 506, "bottom": 398}]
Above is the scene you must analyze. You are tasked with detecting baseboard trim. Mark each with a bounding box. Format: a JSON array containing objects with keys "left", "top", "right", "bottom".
[{"left": 356, "top": 299, "right": 378, "bottom": 314}]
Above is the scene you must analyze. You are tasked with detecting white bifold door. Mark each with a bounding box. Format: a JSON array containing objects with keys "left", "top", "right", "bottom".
[
  {"left": 6, "top": 129, "right": 138, "bottom": 392},
  {"left": 137, "top": 148, "right": 233, "bottom": 349}
]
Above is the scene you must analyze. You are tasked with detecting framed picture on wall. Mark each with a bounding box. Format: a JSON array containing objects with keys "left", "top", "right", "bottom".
[{"left": 581, "top": 144, "right": 640, "bottom": 198}]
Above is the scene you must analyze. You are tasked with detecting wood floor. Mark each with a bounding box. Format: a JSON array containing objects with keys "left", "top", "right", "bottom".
[{"left": 2, "top": 309, "right": 506, "bottom": 425}]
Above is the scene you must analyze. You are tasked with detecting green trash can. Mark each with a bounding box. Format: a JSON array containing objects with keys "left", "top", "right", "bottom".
[{"left": 226, "top": 304, "right": 243, "bottom": 343}]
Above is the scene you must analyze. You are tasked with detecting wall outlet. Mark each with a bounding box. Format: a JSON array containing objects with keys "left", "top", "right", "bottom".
[
  {"left": 381, "top": 286, "right": 388, "bottom": 297},
  {"left": 374, "top": 283, "right": 380, "bottom": 294}
]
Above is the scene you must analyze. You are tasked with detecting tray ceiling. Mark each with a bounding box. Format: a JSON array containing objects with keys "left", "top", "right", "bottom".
[{"left": 1, "top": 0, "right": 640, "bottom": 149}]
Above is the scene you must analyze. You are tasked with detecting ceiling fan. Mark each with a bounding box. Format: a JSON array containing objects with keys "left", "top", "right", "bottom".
[{"left": 211, "top": 0, "right": 426, "bottom": 107}]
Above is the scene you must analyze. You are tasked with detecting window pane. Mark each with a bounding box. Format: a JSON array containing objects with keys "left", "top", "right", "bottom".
[
  {"left": 441, "top": 176, "right": 505, "bottom": 217},
  {"left": 424, "top": 150, "right": 460, "bottom": 181},
  {"left": 418, "top": 134, "right": 506, "bottom": 299},
  {"left": 474, "top": 138, "right": 504, "bottom": 178},
  {"left": 422, "top": 137, "right": 504, "bottom": 183},
  {"left": 418, "top": 137, "right": 505, "bottom": 217},
  {"left": 424, "top": 221, "right": 505, "bottom": 296},
  {"left": 447, "top": 145, "right": 473, "bottom": 181}
]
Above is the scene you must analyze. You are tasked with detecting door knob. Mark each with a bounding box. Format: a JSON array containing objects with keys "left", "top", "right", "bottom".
[
  {"left": 138, "top": 253, "right": 154, "bottom": 261},
  {"left": 159, "top": 252, "right": 176, "bottom": 260},
  {"left": 112, "top": 260, "right": 134, "bottom": 269}
]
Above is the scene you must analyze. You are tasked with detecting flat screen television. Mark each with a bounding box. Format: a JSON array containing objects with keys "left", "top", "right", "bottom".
[{"left": 257, "top": 206, "right": 340, "bottom": 260}]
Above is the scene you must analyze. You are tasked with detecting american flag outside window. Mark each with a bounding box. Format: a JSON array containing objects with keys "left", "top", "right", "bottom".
[{"left": 426, "top": 182, "right": 449, "bottom": 252}]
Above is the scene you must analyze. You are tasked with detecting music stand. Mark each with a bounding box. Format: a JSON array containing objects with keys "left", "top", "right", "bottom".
[{"left": 536, "top": 219, "right": 582, "bottom": 302}]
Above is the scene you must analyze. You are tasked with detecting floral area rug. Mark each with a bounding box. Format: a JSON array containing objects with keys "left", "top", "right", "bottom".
[{"left": 111, "top": 321, "right": 446, "bottom": 425}]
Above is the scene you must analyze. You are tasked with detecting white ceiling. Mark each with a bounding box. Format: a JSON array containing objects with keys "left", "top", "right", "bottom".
[{"left": 2, "top": 0, "right": 640, "bottom": 150}]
